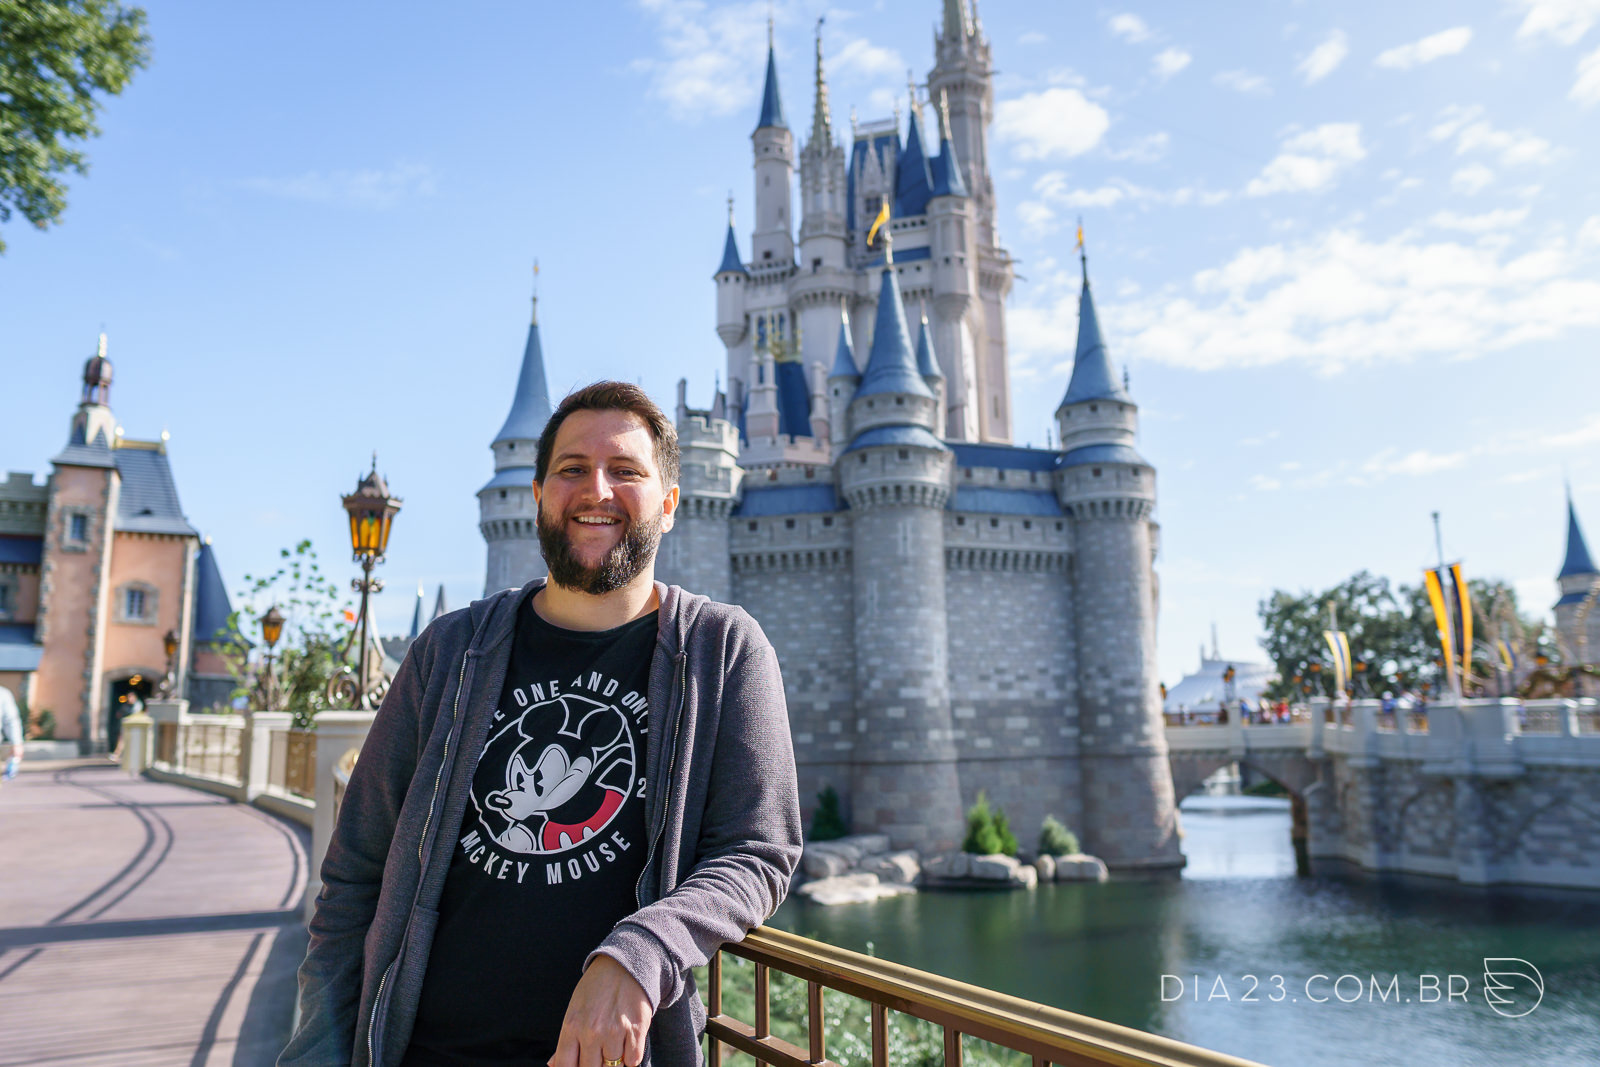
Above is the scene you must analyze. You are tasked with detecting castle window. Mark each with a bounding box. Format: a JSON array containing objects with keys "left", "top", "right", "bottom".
[
  {"left": 964, "top": 469, "right": 972, "bottom": 478},
  {"left": 1056, "top": 522, "right": 1064, "bottom": 530},
  {"left": 1023, "top": 520, "right": 1032, "bottom": 529},
  {"left": 990, "top": 518, "right": 999, "bottom": 528},
  {"left": 997, "top": 470, "right": 1005, "bottom": 481},
  {"left": 805, "top": 466, "right": 814, "bottom": 479},
  {"left": 763, "top": 250, "right": 773, "bottom": 260},
  {"left": 68, "top": 512, "right": 88, "bottom": 543},
  {"left": 785, "top": 519, "right": 795, "bottom": 529},
  {"left": 813, "top": 258, "right": 822, "bottom": 272},
  {"left": 1089, "top": 404, "right": 1098, "bottom": 412},
  {"left": 898, "top": 450, "right": 908, "bottom": 460},
  {"left": 866, "top": 400, "right": 874, "bottom": 408},
  {"left": 0, "top": 578, "right": 13, "bottom": 619},
  {"left": 859, "top": 454, "right": 867, "bottom": 464},
  {"left": 895, "top": 397, "right": 904, "bottom": 405},
  {"left": 768, "top": 469, "right": 778, "bottom": 481},
  {"left": 748, "top": 522, "right": 758, "bottom": 532},
  {"left": 117, "top": 582, "right": 158, "bottom": 625},
  {"left": 957, "top": 516, "right": 965, "bottom": 525},
  {"left": 499, "top": 490, "right": 507, "bottom": 500},
  {"left": 822, "top": 516, "right": 833, "bottom": 527},
  {"left": 1092, "top": 468, "right": 1102, "bottom": 478},
  {"left": 508, "top": 442, "right": 515, "bottom": 450}
]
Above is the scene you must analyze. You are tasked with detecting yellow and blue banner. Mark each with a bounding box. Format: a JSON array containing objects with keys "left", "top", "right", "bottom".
[{"left": 1323, "top": 629, "right": 1352, "bottom": 694}]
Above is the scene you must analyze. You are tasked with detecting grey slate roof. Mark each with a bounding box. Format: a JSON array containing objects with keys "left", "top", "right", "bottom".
[
  {"left": 756, "top": 42, "right": 786, "bottom": 130},
  {"left": 951, "top": 488, "right": 1063, "bottom": 516},
  {"left": 829, "top": 316, "right": 859, "bottom": 380},
  {"left": 0, "top": 623, "right": 43, "bottom": 672},
  {"left": 1058, "top": 278, "right": 1131, "bottom": 408},
  {"left": 0, "top": 537, "right": 43, "bottom": 565},
  {"left": 493, "top": 313, "right": 553, "bottom": 445},
  {"left": 716, "top": 224, "right": 747, "bottom": 276},
  {"left": 113, "top": 446, "right": 199, "bottom": 536},
  {"left": 479, "top": 466, "right": 538, "bottom": 494},
  {"left": 915, "top": 316, "right": 942, "bottom": 380},
  {"left": 775, "top": 361, "right": 813, "bottom": 438},
  {"left": 853, "top": 266, "right": 934, "bottom": 402},
  {"left": 949, "top": 442, "right": 1060, "bottom": 472},
  {"left": 930, "top": 129, "right": 968, "bottom": 199},
  {"left": 735, "top": 484, "right": 842, "bottom": 516},
  {"left": 51, "top": 428, "right": 116, "bottom": 469},
  {"left": 842, "top": 424, "right": 948, "bottom": 454},
  {"left": 894, "top": 108, "right": 933, "bottom": 218}
]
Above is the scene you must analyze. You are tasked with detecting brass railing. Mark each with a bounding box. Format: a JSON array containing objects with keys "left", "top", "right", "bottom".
[
  {"left": 151, "top": 717, "right": 243, "bottom": 782},
  {"left": 268, "top": 728, "right": 317, "bottom": 799},
  {"left": 706, "top": 928, "right": 1264, "bottom": 1067}
]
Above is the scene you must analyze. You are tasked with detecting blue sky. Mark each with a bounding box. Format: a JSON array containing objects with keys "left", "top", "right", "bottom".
[{"left": 3, "top": 0, "right": 1599, "bottom": 686}]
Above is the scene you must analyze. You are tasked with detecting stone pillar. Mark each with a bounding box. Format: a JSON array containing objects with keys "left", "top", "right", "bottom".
[
  {"left": 307, "top": 710, "right": 378, "bottom": 920},
  {"left": 243, "top": 710, "right": 293, "bottom": 802},
  {"left": 119, "top": 712, "right": 153, "bottom": 775}
]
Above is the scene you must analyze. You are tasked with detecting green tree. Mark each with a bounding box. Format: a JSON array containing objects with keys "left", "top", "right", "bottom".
[
  {"left": 1038, "top": 815, "right": 1079, "bottom": 857},
  {"left": 1258, "top": 570, "right": 1554, "bottom": 700},
  {"left": 215, "top": 539, "right": 355, "bottom": 728},
  {"left": 809, "top": 785, "right": 847, "bottom": 841},
  {"left": 0, "top": 0, "right": 151, "bottom": 252}
]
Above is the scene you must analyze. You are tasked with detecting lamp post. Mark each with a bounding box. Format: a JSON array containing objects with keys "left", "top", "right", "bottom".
[
  {"left": 327, "top": 456, "right": 402, "bottom": 709},
  {"left": 156, "top": 628, "right": 180, "bottom": 698},
  {"left": 260, "top": 605, "right": 284, "bottom": 711}
]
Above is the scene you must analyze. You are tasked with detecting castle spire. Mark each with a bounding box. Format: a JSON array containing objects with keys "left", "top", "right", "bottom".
[
  {"left": 756, "top": 17, "right": 786, "bottom": 131},
  {"left": 855, "top": 256, "right": 933, "bottom": 401},
  {"left": 409, "top": 583, "right": 425, "bottom": 640},
  {"left": 492, "top": 279, "right": 553, "bottom": 445},
  {"left": 716, "top": 198, "right": 748, "bottom": 275},
  {"left": 810, "top": 17, "right": 831, "bottom": 146},
  {"left": 829, "top": 302, "right": 858, "bottom": 381},
  {"left": 1058, "top": 240, "right": 1131, "bottom": 408},
  {"left": 915, "top": 313, "right": 943, "bottom": 381},
  {"left": 942, "top": 0, "right": 968, "bottom": 40},
  {"left": 1560, "top": 490, "right": 1598, "bottom": 578},
  {"left": 929, "top": 90, "right": 968, "bottom": 198}
]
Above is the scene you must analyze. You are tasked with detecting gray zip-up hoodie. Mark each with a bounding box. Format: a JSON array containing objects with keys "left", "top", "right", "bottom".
[{"left": 279, "top": 579, "right": 803, "bottom": 1067}]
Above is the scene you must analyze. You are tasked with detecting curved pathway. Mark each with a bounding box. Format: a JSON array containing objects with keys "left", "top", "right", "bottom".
[{"left": 0, "top": 760, "right": 310, "bottom": 1066}]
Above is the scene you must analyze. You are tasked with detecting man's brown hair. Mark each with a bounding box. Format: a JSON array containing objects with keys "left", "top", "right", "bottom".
[{"left": 535, "top": 381, "right": 680, "bottom": 486}]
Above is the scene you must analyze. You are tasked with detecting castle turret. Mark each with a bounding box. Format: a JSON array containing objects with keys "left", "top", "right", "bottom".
[
  {"left": 838, "top": 235, "right": 963, "bottom": 851},
  {"left": 715, "top": 199, "right": 750, "bottom": 350},
  {"left": 658, "top": 379, "right": 740, "bottom": 602},
  {"left": 1554, "top": 491, "right": 1600, "bottom": 664},
  {"left": 799, "top": 22, "right": 847, "bottom": 273},
  {"left": 914, "top": 313, "right": 947, "bottom": 437},
  {"left": 68, "top": 333, "right": 118, "bottom": 452},
  {"left": 926, "top": 91, "right": 975, "bottom": 440},
  {"left": 1053, "top": 248, "right": 1181, "bottom": 872},
  {"left": 751, "top": 23, "right": 796, "bottom": 271},
  {"left": 827, "top": 304, "right": 859, "bottom": 453},
  {"left": 479, "top": 282, "right": 552, "bottom": 594}
]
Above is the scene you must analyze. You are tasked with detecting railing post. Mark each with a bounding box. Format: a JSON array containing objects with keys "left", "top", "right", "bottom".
[
  {"left": 243, "top": 711, "right": 293, "bottom": 801},
  {"left": 1560, "top": 699, "right": 1580, "bottom": 739},
  {"left": 146, "top": 698, "right": 188, "bottom": 769},
  {"left": 1307, "top": 697, "right": 1326, "bottom": 758},
  {"left": 306, "top": 710, "right": 378, "bottom": 920},
  {"left": 119, "top": 712, "right": 153, "bottom": 775}
]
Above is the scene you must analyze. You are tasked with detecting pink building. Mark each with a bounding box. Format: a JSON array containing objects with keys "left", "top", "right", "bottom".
[{"left": 0, "top": 337, "right": 240, "bottom": 752}]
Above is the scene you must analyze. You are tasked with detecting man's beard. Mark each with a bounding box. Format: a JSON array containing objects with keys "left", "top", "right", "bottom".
[{"left": 537, "top": 504, "right": 662, "bottom": 596}]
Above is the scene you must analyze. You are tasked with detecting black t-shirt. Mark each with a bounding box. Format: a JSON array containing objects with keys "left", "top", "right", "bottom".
[{"left": 404, "top": 598, "right": 657, "bottom": 1066}]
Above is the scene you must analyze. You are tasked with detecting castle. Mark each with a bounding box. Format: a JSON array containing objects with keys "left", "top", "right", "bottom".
[
  {"left": 1, "top": 338, "right": 239, "bottom": 751},
  {"left": 475, "top": 3, "right": 1181, "bottom": 869}
]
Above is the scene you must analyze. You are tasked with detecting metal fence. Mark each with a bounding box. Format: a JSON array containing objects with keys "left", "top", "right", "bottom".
[
  {"left": 268, "top": 728, "right": 317, "bottom": 799},
  {"left": 151, "top": 716, "right": 243, "bottom": 783}
]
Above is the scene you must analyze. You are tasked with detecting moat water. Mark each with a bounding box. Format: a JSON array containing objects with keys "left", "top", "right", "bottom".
[{"left": 768, "top": 798, "right": 1600, "bottom": 1066}]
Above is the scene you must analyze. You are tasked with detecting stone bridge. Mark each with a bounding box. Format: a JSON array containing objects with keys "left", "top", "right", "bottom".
[{"left": 1164, "top": 698, "right": 1600, "bottom": 891}]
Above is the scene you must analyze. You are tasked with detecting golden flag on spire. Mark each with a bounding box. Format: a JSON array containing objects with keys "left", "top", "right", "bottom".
[
  {"left": 867, "top": 198, "right": 890, "bottom": 248},
  {"left": 1076, "top": 221, "right": 1084, "bottom": 250}
]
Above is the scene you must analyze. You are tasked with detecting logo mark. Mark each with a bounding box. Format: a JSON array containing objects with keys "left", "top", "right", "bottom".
[{"left": 1483, "top": 958, "right": 1543, "bottom": 1018}]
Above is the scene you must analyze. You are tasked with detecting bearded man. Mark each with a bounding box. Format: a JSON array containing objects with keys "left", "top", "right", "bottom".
[{"left": 281, "top": 381, "right": 802, "bottom": 1067}]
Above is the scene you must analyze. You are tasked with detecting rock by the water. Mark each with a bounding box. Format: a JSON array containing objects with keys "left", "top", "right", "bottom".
[
  {"left": 1033, "top": 855, "right": 1056, "bottom": 882},
  {"left": 796, "top": 872, "right": 915, "bottom": 906},
  {"left": 1014, "top": 863, "right": 1038, "bottom": 888},
  {"left": 968, "top": 855, "right": 1018, "bottom": 881},
  {"left": 922, "top": 851, "right": 970, "bottom": 879},
  {"left": 862, "top": 850, "right": 921, "bottom": 885},
  {"left": 1053, "top": 854, "right": 1109, "bottom": 882},
  {"left": 802, "top": 847, "right": 852, "bottom": 879}
]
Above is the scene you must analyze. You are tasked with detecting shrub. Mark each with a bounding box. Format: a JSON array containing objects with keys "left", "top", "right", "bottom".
[
  {"left": 810, "top": 785, "right": 848, "bottom": 841},
  {"left": 1038, "top": 815, "right": 1079, "bottom": 857},
  {"left": 962, "top": 791, "right": 1017, "bottom": 856},
  {"left": 29, "top": 705, "right": 56, "bottom": 740}
]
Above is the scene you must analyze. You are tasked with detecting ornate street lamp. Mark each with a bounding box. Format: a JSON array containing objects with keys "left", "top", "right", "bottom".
[
  {"left": 260, "top": 605, "right": 284, "bottom": 711},
  {"left": 156, "top": 628, "right": 180, "bottom": 698},
  {"left": 328, "top": 456, "right": 401, "bottom": 709}
]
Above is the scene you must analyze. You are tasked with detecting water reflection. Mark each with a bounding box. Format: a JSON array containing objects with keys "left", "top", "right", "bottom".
[{"left": 769, "top": 800, "right": 1600, "bottom": 1066}]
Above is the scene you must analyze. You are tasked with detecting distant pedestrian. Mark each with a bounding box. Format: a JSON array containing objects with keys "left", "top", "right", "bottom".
[{"left": 0, "top": 684, "right": 23, "bottom": 781}]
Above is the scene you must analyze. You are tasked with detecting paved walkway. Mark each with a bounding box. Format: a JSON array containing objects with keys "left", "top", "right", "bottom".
[{"left": 0, "top": 760, "right": 309, "bottom": 1066}]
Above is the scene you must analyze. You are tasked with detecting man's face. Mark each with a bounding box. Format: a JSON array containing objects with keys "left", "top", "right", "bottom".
[{"left": 532, "top": 409, "right": 678, "bottom": 596}]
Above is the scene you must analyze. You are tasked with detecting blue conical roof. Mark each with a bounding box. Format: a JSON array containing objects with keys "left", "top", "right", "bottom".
[
  {"left": 775, "top": 360, "right": 813, "bottom": 438},
  {"left": 829, "top": 313, "right": 858, "bottom": 379},
  {"left": 894, "top": 109, "right": 933, "bottom": 217},
  {"left": 915, "top": 316, "right": 942, "bottom": 379},
  {"left": 1560, "top": 498, "right": 1598, "bottom": 578},
  {"left": 191, "top": 540, "right": 237, "bottom": 648},
  {"left": 716, "top": 223, "right": 747, "bottom": 275},
  {"left": 930, "top": 129, "right": 968, "bottom": 199},
  {"left": 756, "top": 43, "right": 786, "bottom": 130},
  {"left": 855, "top": 267, "right": 934, "bottom": 400},
  {"left": 1058, "top": 275, "right": 1129, "bottom": 408},
  {"left": 493, "top": 302, "right": 553, "bottom": 444},
  {"left": 409, "top": 586, "right": 424, "bottom": 639}
]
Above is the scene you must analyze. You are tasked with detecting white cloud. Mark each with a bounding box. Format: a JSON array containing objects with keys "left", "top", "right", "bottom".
[
  {"left": 1105, "top": 132, "right": 1170, "bottom": 163},
  {"left": 1108, "top": 14, "right": 1151, "bottom": 43},
  {"left": 237, "top": 163, "right": 435, "bottom": 209},
  {"left": 1250, "top": 474, "right": 1283, "bottom": 492},
  {"left": 1019, "top": 30, "right": 1048, "bottom": 46},
  {"left": 1375, "top": 27, "right": 1473, "bottom": 70},
  {"left": 1246, "top": 123, "right": 1365, "bottom": 196},
  {"left": 1451, "top": 164, "right": 1496, "bottom": 194},
  {"left": 831, "top": 37, "right": 905, "bottom": 80},
  {"left": 1214, "top": 69, "right": 1271, "bottom": 95},
  {"left": 1298, "top": 30, "right": 1349, "bottom": 84},
  {"left": 1579, "top": 214, "right": 1600, "bottom": 246},
  {"left": 1574, "top": 46, "right": 1600, "bottom": 104},
  {"left": 1153, "top": 47, "right": 1192, "bottom": 80},
  {"left": 994, "top": 88, "right": 1110, "bottom": 160},
  {"left": 1513, "top": 0, "right": 1600, "bottom": 45},
  {"left": 631, "top": 0, "right": 769, "bottom": 122},
  {"left": 1019, "top": 171, "right": 1229, "bottom": 232},
  {"left": 1009, "top": 225, "right": 1600, "bottom": 379},
  {"left": 1429, "top": 106, "right": 1555, "bottom": 166},
  {"left": 1428, "top": 207, "right": 1531, "bottom": 232},
  {"left": 1363, "top": 448, "right": 1470, "bottom": 478}
]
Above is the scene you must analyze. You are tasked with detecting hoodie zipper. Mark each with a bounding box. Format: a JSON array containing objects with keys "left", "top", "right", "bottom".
[
  {"left": 368, "top": 651, "right": 470, "bottom": 1066},
  {"left": 635, "top": 651, "right": 688, "bottom": 909}
]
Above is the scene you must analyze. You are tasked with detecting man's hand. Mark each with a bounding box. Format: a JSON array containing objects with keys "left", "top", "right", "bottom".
[{"left": 549, "top": 953, "right": 654, "bottom": 1067}]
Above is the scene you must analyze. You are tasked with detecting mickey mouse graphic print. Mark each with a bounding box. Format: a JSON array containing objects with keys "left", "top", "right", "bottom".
[{"left": 404, "top": 602, "right": 655, "bottom": 1066}]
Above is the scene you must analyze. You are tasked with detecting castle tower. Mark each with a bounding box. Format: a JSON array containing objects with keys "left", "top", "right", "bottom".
[
  {"left": 657, "top": 380, "right": 740, "bottom": 602},
  {"left": 479, "top": 283, "right": 552, "bottom": 594},
  {"left": 826, "top": 304, "right": 858, "bottom": 453},
  {"left": 795, "top": 23, "right": 856, "bottom": 397},
  {"left": 751, "top": 22, "right": 795, "bottom": 271},
  {"left": 1554, "top": 491, "right": 1600, "bottom": 664},
  {"left": 837, "top": 235, "right": 963, "bottom": 851},
  {"left": 926, "top": 91, "right": 977, "bottom": 441},
  {"left": 1053, "top": 249, "right": 1181, "bottom": 871},
  {"left": 913, "top": 312, "right": 947, "bottom": 438}
]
